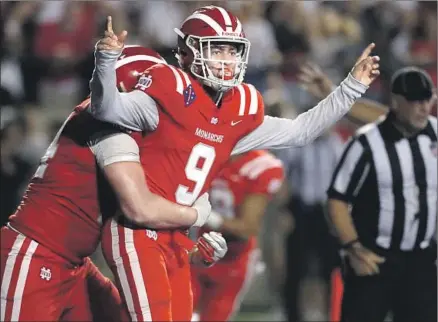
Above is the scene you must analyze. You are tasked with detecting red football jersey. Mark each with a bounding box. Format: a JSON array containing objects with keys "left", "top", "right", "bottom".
[
  {"left": 199, "top": 150, "right": 284, "bottom": 259},
  {"left": 131, "top": 64, "right": 265, "bottom": 207},
  {"left": 8, "top": 99, "right": 118, "bottom": 265}
]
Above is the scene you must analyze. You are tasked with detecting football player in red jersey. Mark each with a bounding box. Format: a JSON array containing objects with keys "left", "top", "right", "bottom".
[
  {"left": 0, "top": 46, "right": 216, "bottom": 322},
  {"left": 191, "top": 150, "right": 285, "bottom": 321},
  {"left": 90, "top": 6, "right": 380, "bottom": 321}
]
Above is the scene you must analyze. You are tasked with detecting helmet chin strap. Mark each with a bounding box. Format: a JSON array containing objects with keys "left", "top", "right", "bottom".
[
  {"left": 214, "top": 91, "right": 224, "bottom": 106},
  {"left": 203, "top": 85, "right": 224, "bottom": 107}
]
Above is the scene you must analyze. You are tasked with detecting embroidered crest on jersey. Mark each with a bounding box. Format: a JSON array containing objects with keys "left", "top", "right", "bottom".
[
  {"left": 183, "top": 84, "right": 196, "bottom": 107},
  {"left": 40, "top": 267, "right": 52, "bottom": 281},
  {"left": 135, "top": 74, "right": 152, "bottom": 91}
]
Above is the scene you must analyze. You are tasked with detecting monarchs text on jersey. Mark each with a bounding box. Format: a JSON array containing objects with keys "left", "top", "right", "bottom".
[{"left": 131, "top": 64, "right": 265, "bottom": 207}]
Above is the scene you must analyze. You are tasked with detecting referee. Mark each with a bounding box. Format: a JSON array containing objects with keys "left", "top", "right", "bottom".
[{"left": 327, "top": 67, "right": 437, "bottom": 322}]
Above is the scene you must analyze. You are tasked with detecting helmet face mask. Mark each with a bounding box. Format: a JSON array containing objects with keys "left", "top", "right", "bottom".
[
  {"left": 186, "top": 35, "right": 250, "bottom": 92},
  {"left": 175, "top": 6, "right": 251, "bottom": 93}
]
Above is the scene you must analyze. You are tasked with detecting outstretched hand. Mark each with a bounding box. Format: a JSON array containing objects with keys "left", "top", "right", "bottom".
[
  {"left": 96, "top": 16, "right": 127, "bottom": 52},
  {"left": 351, "top": 43, "right": 380, "bottom": 86},
  {"left": 297, "top": 62, "right": 335, "bottom": 100}
]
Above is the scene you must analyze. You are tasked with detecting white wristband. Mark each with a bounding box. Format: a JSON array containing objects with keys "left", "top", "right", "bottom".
[
  {"left": 206, "top": 211, "right": 224, "bottom": 230},
  {"left": 193, "top": 211, "right": 207, "bottom": 227}
]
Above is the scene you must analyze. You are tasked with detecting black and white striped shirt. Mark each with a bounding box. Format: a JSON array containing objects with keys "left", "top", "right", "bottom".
[{"left": 328, "top": 113, "right": 437, "bottom": 251}]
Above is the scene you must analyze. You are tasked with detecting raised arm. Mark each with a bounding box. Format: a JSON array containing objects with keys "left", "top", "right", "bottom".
[
  {"left": 232, "top": 43, "right": 380, "bottom": 154},
  {"left": 297, "top": 55, "right": 387, "bottom": 125},
  {"left": 89, "top": 130, "right": 211, "bottom": 229},
  {"left": 88, "top": 16, "right": 159, "bottom": 132},
  {"left": 232, "top": 74, "right": 367, "bottom": 154}
]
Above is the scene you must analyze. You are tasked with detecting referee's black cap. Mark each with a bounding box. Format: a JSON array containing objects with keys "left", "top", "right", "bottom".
[{"left": 391, "top": 67, "right": 434, "bottom": 101}]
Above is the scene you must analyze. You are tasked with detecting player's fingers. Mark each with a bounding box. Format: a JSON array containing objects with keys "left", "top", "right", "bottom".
[
  {"left": 203, "top": 233, "right": 223, "bottom": 250},
  {"left": 355, "top": 42, "right": 375, "bottom": 65},
  {"left": 300, "top": 65, "right": 316, "bottom": 78},
  {"left": 98, "top": 38, "right": 116, "bottom": 48},
  {"left": 106, "top": 16, "right": 113, "bottom": 33},
  {"left": 308, "top": 61, "right": 322, "bottom": 74},
  {"left": 118, "top": 30, "right": 128, "bottom": 43},
  {"left": 207, "top": 239, "right": 221, "bottom": 251},
  {"left": 301, "top": 62, "right": 319, "bottom": 75},
  {"left": 297, "top": 74, "right": 313, "bottom": 84},
  {"left": 104, "top": 30, "right": 118, "bottom": 40},
  {"left": 210, "top": 232, "right": 227, "bottom": 248},
  {"left": 96, "top": 41, "right": 113, "bottom": 51},
  {"left": 300, "top": 64, "right": 317, "bottom": 76},
  {"left": 198, "top": 240, "right": 214, "bottom": 257},
  {"left": 357, "top": 56, "right": 372, "bottom": 70},
  {"left": 202, "top": 232, "right": 215, "bottom": 243}
]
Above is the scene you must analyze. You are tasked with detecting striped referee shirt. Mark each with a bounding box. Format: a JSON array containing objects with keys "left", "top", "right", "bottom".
[{"left": 327, "top": 112, "right": 437, "bottom": 251}]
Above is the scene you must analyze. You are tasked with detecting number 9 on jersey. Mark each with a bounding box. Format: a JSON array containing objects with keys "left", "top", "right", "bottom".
[{"left": 175, "top": 143, "right": 216, "bottom": 205}]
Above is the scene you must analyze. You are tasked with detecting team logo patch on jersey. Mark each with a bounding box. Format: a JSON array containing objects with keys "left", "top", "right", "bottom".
[
  {"left": 40, "top": 267, "right": 52, "bottom": 281},
  {"left": 183, "top": 84, "right": 196, "bottom": 107},
  {"left": 135, "top": 74, "right": 153, "bottom": 91},
  {"left": 146, "top": 229, "right": 158, "bottom": 241}
]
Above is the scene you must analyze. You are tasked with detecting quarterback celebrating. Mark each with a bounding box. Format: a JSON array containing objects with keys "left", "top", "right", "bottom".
[{"left": 90, "top": 6, "right": 380, "bottom": 321}]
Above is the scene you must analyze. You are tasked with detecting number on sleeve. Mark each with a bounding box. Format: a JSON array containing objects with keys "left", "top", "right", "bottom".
[{"left": 175, "top": 143, "right": 216, "bottom": 205}]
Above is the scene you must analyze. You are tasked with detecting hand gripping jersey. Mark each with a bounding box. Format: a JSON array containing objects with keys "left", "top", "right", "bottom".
[
  {"left": 8, "top": 99, "right": 121, "bottom": 265},
  {"left": 130, "top": 64, "right": 265, "bottom": 206},
  {"left": 201, "top": 150, "right": 284, "bottom": 257}
]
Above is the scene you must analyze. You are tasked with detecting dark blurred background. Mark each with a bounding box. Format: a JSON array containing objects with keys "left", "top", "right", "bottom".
[{"left": 1, "top": 1, "right": 436, "bottom": 320}]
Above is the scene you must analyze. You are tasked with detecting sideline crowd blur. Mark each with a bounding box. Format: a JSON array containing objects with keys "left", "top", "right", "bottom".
[{"left": 1, "top": 1, "right": 436, "bottom": 319}]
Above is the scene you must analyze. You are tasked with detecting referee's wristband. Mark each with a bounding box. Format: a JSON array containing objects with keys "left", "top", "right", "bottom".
[{"left": 341, "top": 239, "right": 360, "bottom": 249}]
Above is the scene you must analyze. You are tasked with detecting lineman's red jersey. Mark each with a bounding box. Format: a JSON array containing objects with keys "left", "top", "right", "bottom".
[
  {"left": 200, "top": 150, "right": 284, "bottom": 258},
  {"left": 8, "top": 99, "right": 119, "bottom": 265},
  {"left": 130, "top": 64, "right": 265, "bottom": 207}
]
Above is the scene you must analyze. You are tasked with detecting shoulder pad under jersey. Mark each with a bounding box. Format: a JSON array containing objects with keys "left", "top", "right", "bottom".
[
  {"left": 134, "top": 64, "right": 193, "bottom": 110},
  {"left": 233, "top": 83, "right": 265, "bottom": 130}
]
